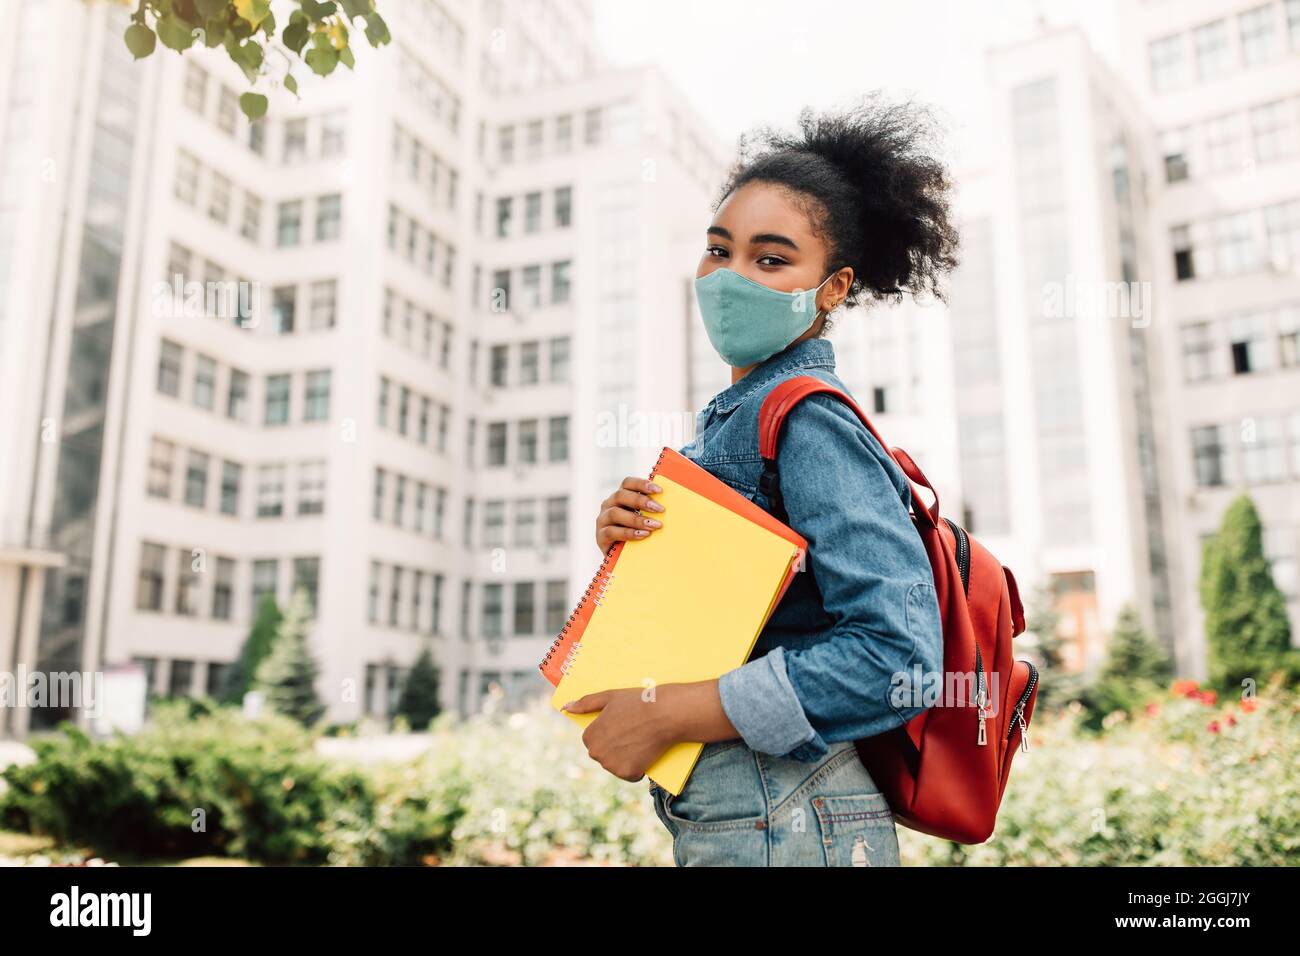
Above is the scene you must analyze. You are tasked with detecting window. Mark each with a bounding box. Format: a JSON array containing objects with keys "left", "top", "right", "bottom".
[
  {"left": 1290, "top": 0, "right": 1300, "bottom": 47},
  {"left": 497, "top": 125, "right": 514, "bottom": 164},
  {"left": 1149, "top": 34, "right": 1188, "bottom": 91},
  {"left": 277, "top": 200, "right": 302, "bottom": 246},
  {"left": 265, "top": 374, "right": 291, "bottom": 425},
  {"left": 549, "top": 336, "right": 570, "bottom": 382},
  {"left": 389, "top": 566, "right": 404, "bottom": 626},
  {"left": 169, "top": 660, "right": 194, "bottom": 697},
  {"left": 520, "top": 341, "right": 539, "bottom": 384},
  {"left": 546, "top": 496, "right": 568, "bottom": 545},
  {"left": 545, "top": 580, "right": 568, "bottom": 632},
  {"left": 1251, "top": 100, "right": 1298, "bottom": 163},
  {"left": 304, "top": 370, "right": 331, "bottom": 422},
  {"left": 1204, "top": 113, "right": 1245, "bottom": 174},
  {"left": 373, "top": 468, "right": 386, "bottom": 520},
  {"left": 184, "top": 451, "right": 209, "bottom": 508},
  {"left": 213, "top": 557, "right": 235, "bottom": 620},
  {"left": 522, "top": 265, "right": 541, "bottom": 308},
  {"left": 517, "top": 419, "right": 538, "bottom": 464},
  {"left": 411, "top": 571, "right": 425, "bottom": 632},
  {"left": 284, "top": 118, "right": 307, "bottom": 163},
  {"left": 292, "top": 557, "right": 321, "bottom": 616},
  {"left": 431, "top": 574, "right": 443, "bottom": 633},
  {"left": 147, "top": 438, "right": 174, "bottom": 499},
  {"left": 1280, "top": 306, "right": 1300, "bottom": 366},
  {"left": 1263, "top": 525, "right": 1298, "bottom": 598},
  {"left": 551, "top": 260, "right": 571, "bottom": 304},
  {"left": 248, "top": 120, "right": 265, "bottom": 155},
  {"left": 377, "top": 377, "right": 390, "bottom": 427},
  {"left": 1194, "top": 20, "right": 1232, "bottom": 80},
  {"left": 434, "top": 487, "right": 447, "bottom": 538},
  {"left": 1160, "top": 127, "right": 1191, "bottom": 183},
  {"left": 487, "top": 422, "right": 508, "bottom": 466},
  {"left": 1229, "top": 312, "right": 1274, "bottom": 373},
  {"left": 418, "top": 396, "right": 431, "bottom": 444},
  {"left": 158, "top": 340, "right": 183, "bottom": 396},
  {"left": 525, "top": 119, "right": 543, "bottom": 160},
  {"left": 414, "top": 482, "right": 428, "bottom": 533},
  {"left": 1171, "top": 225, "right": 1196, "bottom": 281},
  {"left": 394, "top": 475, "right": 407, "bottom": 526},
  {"left": 1239, "top": 5, "right": 1279, "bottom": 65},
  {"left": 251, "top": 559, "right": 278, "bottom": 611},
  {"left": 321, "top": 110, "right": 346, "bottom": 157},
  {"left": 398, "top": 386, "right": 410, "bottom": 435},
  {"left": 227, "top": 369, "right": 249, "bottom": 420},
  {"left": 1242, "top": 415, "right": 1286, "bottom": 482},
  {"left": 256, "top": 464, "right": 285, "bottom": 517},
  {"left": 183, "top": 62, "right": 207, "bottom": 113},
  {"left": 524, "top": 191, "right": 542, "bottom": 233},
  {"left": 176, "top": 550, "right": 200, "bottom": 616},
  {"left": 492, "top": 269, "right": 511, "bottom": 311},
  {"left": 217, "top": 86, "right": 239, "bottom": 134},
  {"left": 555, "top": 113, "right": 572, "bottom": 152},
  {"left": 437, "top": 404, "right": 450, "bottom": 451},
  {"left": 137, "top": 543, "right": 166, "bottom": 611},
  {"left": 548, "top": 416, "right": 569, "bottom": 462},
  {"left": 193, "top": 354, "right": 216, "bottom": 410},
  {"left": 421, "top": 312, "right": 435, "bottom": 356},
  {"left": 315, "top": 194, "right": 342, "bottom": 241},
  {"left": 173, "top": 151, "right": 199, "bottom": 204},
  {"left": 1191, "top": 424, "right": 1228, "bottom": 487},
  {"left": 241, "top": 192, "right": 262, "bottom": 242},
  {"left": 309, "top": 280, "right": 337, "bottom": 329},
  {"left": 555, "top": 186, "right": 572, "bottom": 227},
  {"left": 496, "top": 197, "right": 512, "bottom": 238},
  {"left": 514, "top": 499, "right": 536, "bottom": 546},
  {"left": 297, "top": 460, "right": 326, "bottom": 515},
  {"left": 584, "top": 107, "right": 602, "bottom": 145},
  {"left": 490, "top": 344, "right": 509, "bottom": 386},
  {"left": 1180, "top": 322, "right": 1219, "bottom": 382},
  {"left": 220, "top": 460, "right": 242, "bottom": 516},
  {"left": 513, "top": 582, "right": 535, "bottom": 635},
  {"left": 484, "top": 500, "right": 505, "bottom": 547},
  {"left": 368, "top": 562, "right": 382, "bottom": 623},
  {"left": 208, "top": 172, "right": 231, "bottom": 224},
  {"left": 482, "top": 583, "right": 503, "bottom": 637},
  {"left": 1265, "top": 199, "right": 1300, "bottom": 267}
]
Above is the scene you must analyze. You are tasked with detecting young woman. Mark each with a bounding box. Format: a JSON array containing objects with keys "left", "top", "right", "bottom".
[{"left": 564, "top": 96, "right": 961, "bottom": 866}]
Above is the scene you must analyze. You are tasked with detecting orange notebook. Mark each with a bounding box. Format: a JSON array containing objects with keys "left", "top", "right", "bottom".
[{"left": 537, "top": 446, "right": 807, "bottom": 793}]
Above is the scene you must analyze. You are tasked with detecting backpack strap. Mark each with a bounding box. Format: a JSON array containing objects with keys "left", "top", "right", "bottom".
[{"left": 758, "top": 375, "right": 940, "bottom": 531}]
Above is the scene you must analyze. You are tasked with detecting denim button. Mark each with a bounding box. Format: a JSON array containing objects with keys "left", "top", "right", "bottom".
[{"left": 754, "top": 820, "right": 766, "bottom": 830}]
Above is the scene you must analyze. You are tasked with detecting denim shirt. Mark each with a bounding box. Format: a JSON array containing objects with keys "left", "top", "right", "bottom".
[{"left": 678, "top": 336, "right": 944, "bottom": 763}]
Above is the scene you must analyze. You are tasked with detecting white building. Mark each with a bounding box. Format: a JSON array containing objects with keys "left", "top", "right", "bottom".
[
  {"left": 0, "top": 0, "right": 727, "bottom": 735},
  {"left": 1117, "top": 0, "right": 1300, "bottom": 672}
]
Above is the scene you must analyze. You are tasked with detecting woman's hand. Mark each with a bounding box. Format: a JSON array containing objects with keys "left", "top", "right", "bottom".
[
  {"left": 594, "top": 476, "right": 665, "bottom": 553},
  {"left": 562, "top": 685, "right": 683, "bottom": 782}
]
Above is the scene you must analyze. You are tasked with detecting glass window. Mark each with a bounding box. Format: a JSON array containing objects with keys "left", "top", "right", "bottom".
[
  {"left": 208, "top": 172, "right": 231, "bottom": 224},
  {"left": 1191, "top": 424, "right": 1228, "bottom": 487},
  {"left": 183, "top": 62, "right": 207, "bottom": 113},
  {"left": 146, "top": 438, "right": 174, "bottom": 499},
  {"left": 373, "top": 468, "right": 386, "bottom": 520},
  {"left": 321, "top": 110, "right": 346, "bottom": 157},
  {"left": 496, "top": 196, "right": 512, "bottom": 238},
  {"left": 1239, "top": 5, "right": 1279, "bottom": 65},
  {"left": 520, "top": 341, "right": 539, "bottom": 384},
  {"left": 487, "top": 422, "right": 508, "bottom": 466},
  {"left": 292, "top": 557, "right": 321, "bottom": 616},
  {"left": 1149, "top": 34, "right": 1189, "bottom": 91},
  {"left": 517, "top": 419, "right": 538, "bottom": 464},
  {"left": 546, "top": 496, "right": 568, "bottom": 545},
  {"left": 315, "top": 193, "right": 342, "bottom": 241},
  {"left": 514, "top": 499, "right": 536, "bottom": 547},
  {"left": 1251, "top": 100, "right": 1298, "bottom": 163},
  {"left": 265, "top": 373, "right": 291, "bottom": 425},
  {"left": 490, "top": 344, "right": 509, "bottom": 386},
  {"left": 136, "top": 542, "right": 166, "bottom": 611},
  {"left": 277, "top": 200, "right": 302, "bottom": 246},
  {"left": 193, "top": 354, "right": 216, "bottom": 410},
  {"left": 1194, "top": 20, "right": 1233, "bottom": 80},
  {"left": 175, "top": 550, "right": 200, "bottom": 616},
  {"left": 227, "top": 368, "right": 249, "bottom": 420},
  {"left": 555, "top": 114, "right": 572, "bottom": 152},
  {"left": 173, "top": 150, "right": 199, "bottom": 204},
  {"left": 158, "top": 341, "right": 183, "bottom": 396},
  {"left": 482, "top": 583, "right": 503, "bottom": 637},
  {"left": 213, "top": 556, "right": 235, "bottom": 620},
  {"left": 184, "top": 450, "right": 209, "bottom": 508},
  {"left": 309, "top": 279, "right": 336, "bottom": 329},
  {"left": 251, "top": 558, "right": 278, "bottom": 611},
  {"left": 549, "top": 336, "right": 570, "bottom": 382},
  {"left": 513, "top": 582, "right": 535, "bottom": 635},
  {"left": 551, "top": 260, "right": 571, "bottom": 304},
  {"left": 522, "top": 265, "right": 541, "bottom": 307},
  {"left": 548, "top": 416, "right": 569, "bottom": 462},
  {"left": 303, "top": 369, "right": 331, "bottom": 422},
  {"left": 545, "top": 580, "right": 568, "bottom": 632},
  {"left": 1242, "top": 415, "right": 1286, "bottom": 482},
  {"left": 217, "top": 86, "right": 239, "bottom": 134},
  {"left": 241, "top": 192, "right": 262, "bottom": 242},
  {"left": 524, "top": 191, "right": 542, "bottom": 233},
  {"left": 555, "top": 186, "right": 572, "bottom": 227},
  {"left": 284, "top": 118, "right": 307, "bottom": 163},
  {"left": 220, "top": 460, "right": 242, "bottom": 516},
  {"left": 256, "top": 464, "right": 285, "bottom": 517}
]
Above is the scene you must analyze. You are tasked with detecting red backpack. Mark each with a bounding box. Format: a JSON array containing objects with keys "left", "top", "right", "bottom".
[{"left": 758, "top": 376, "right": 1037, "bottom": 844}]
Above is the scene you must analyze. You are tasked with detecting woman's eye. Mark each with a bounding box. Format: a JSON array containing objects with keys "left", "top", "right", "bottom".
[
  {"left": 705, "top": 245, "right": 728, "bottom": 258},
  {"left": 757, "top": 254, "right": 788, "bottom": 267}
]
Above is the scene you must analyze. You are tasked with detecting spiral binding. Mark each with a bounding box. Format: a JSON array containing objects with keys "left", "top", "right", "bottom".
[{"left": 539, "top": 446, "right": 671, "bottom": 679}]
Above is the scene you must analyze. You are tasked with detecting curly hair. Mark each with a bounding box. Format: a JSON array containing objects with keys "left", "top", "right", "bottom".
[{"left": 717, "top": 92, "right": 961, "bottom": 331}]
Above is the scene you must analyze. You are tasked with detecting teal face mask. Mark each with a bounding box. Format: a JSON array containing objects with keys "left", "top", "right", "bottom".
[{"left": 694, "top": 267, "right": 834, "bottom": 368}]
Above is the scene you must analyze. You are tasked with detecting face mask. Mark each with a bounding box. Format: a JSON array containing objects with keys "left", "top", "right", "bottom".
[{"left": 694, "top": 267, "right": 835, "bottom": 368}]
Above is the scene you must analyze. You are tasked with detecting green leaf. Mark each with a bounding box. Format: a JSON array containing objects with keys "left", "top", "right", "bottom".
[
  {"left": 282, "top": 13, "right": 310, "bottom": 54},
  {"left": 300, "top": 0, "right": 337, "bottom": 22},
  {"left": 341, "top": 0, "right": 373, "bottom": 18},
  {"left": 155, "top": 14, "right": 196, "bottom": 51},
  {"left": 283, "top": 72, "right": 299, "bottom": 96},
  {"left": 363, "top": 11, "right": 390, "bottom": 46},
  {"left": 202, "top": 17, "right": 227, "bottom": 46},
  {"left": 259, "top": 10, "right": 276, "bottom": 38},
  {"left": 233, "top": 0, "right": 273, "bottom": 29},
  {"left": 239, "top": 91, "right": 268, "bottom": 121},
  {"left": 123, "top": 22, "right": 156, "bottom": 59},
  {"left": 338, "top": 45, "right": 355, "bottom": 69},
  {"left": 304, "top": 39, "right": 338, "bottom": 77},
  {"left": 194, "top": 0, "right": 227, "bottom": 19},
  {"left": 228, "top": 38, "right": 265, "bottom": 83}
]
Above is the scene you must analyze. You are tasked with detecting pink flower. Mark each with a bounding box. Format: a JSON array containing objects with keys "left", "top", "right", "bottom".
[
  {"left": 1145, "top": 702, "right": 1160, "bottom": 717},
  {"left": 1207, "top": 720, "right": 1221, "bottom": 734},
  {"left": 1199, "top": 690, "right": 1218, "bottom": 706}
]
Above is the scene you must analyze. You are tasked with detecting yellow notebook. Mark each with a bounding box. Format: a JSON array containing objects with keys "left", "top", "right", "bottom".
[{"left": 539, "top": 447, "right": 807, "bottom": 795}]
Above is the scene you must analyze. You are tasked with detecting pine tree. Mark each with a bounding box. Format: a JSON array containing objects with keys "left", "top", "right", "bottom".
[
  {"left": 219, "top": 592, "right": 283, "bottom": 705},
  {"left": 395, "top": 646, "right": 442, "bottom": 731},
  {"left": 252, "top": 588, "right": 326, "bottom": 727},
  {"left": 1021, "top": 581, "right": 1085, "bottom": 710},
  {"left": 1199, "top": 493, "right": 1299, "bottom": 691},
  {"left": 1080, "top": 603, "right": 1174, "bottom": 731}
]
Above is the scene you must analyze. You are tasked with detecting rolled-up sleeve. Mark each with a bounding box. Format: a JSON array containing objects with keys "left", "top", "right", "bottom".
[{"left": 716, "top": 392, "right": 944, "bottom": 761}]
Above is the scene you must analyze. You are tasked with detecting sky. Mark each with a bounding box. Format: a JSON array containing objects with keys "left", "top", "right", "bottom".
[{"left": 592, "top": 0, "right": 1121, "bottom": 172}]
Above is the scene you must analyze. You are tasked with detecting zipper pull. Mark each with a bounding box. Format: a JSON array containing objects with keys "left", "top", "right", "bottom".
[
  {"left": 975, "top": 686, "right": 988, "bottom": 746},
  {"left": 1017, "top": 711, "right": 1030, "bottom": 752},
  {"left": 977, "top": 711, "right": 987, "bottom": 746}
]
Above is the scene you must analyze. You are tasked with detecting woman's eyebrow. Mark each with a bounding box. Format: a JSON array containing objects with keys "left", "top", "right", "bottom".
[{"left": 750, "top": 232, "right": 799, "bottom": 250}]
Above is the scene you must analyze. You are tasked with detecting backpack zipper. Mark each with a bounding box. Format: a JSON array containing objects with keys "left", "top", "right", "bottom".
[
  {"left": 974, "top": 643, "right": 989, "bottom": 746},
  {"left": 1007, "top": 661, "right": 1039, "bottom": 752},
  {"left": 942, "top": 516, "right": 970, "bottom": 596}
]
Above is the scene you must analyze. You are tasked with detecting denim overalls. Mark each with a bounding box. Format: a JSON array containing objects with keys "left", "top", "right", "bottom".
[{"left": 646, "top": 335, "right": 944, "bottom": 866}]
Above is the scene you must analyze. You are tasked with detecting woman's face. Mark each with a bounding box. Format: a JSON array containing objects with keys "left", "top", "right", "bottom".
[{"left": 697, "top": 179, "right": 849, "bottom": 319}]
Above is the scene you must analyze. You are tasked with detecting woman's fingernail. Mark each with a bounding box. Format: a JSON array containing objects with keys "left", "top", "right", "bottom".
[
  {"left": 647, "top": 500, "right": 665, "bottom": 512},
  {"left": 644, "top": 518, "right": 661, "bottom": 528},
  {"left": 634, "top": 530, "right": 648, "bottom": 537},
  {"left": 647, "top": 483, "right": 662, "bottom": 493}
]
